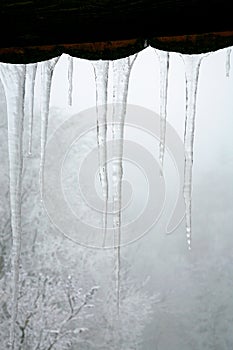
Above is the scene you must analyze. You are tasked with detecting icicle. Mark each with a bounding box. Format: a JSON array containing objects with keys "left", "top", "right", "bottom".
[
  {"left": 68, "top": 55, "right": 73, "bottom": 105},
  {"left": 92, "top": 60, "right": 109, "bottom": 247},
  {"left": 0, "top": 63, "right": 26, "bottom": 349},
  {"left": 112, "top": 54, "right": 138, "bottom": 312},
  {"left": 225, "top": 47, "right": 232, "bottom": 78},
  {"left": 24, "top": 63, "right": 38, "bottom": 156},
  {"left": 181, "top": 54, "right": 204, "bottom": 251},
  {"left": 39, "top": 57, "right": 59, "bottom": 199},
  {"left": 155, "top": 49, "right": 170, "bottom": 174}
]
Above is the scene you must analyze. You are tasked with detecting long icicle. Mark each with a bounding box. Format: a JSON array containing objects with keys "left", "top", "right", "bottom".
[
  {"left": 155, "top": 50, "right": 170, "bottom": 174},
  {"left": 226, "top": 47, "right": 232, "bottom": 78},
  {"left": 68, "top": 55, "right": 74, "bottom": 106},
  {"left": 39, "top": 57, "right": 59, "bottom": 199},
  {"left": 112, "top": 54, "right": 137, "bottom": 313},
  {"left": 25, "top": 63, "right": 38, "bottom": 156},
  {"left": 92, "top": 60, "right": 109, "bottom": 247},
  {"left": 181, "top": 54, "right": 204, "bottom": 250},
  {"left": 0, "top": 63, "right": 26, "bottom": 350}
]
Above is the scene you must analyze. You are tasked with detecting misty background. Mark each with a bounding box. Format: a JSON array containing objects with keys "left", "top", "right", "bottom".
[{"left": 0, "top": 45, "right": 233, "bottom": 349}]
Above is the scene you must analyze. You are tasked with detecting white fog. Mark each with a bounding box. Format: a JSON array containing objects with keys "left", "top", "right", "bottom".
[{"left": 0, "top": 45, "right": 233, "bottom": 349}]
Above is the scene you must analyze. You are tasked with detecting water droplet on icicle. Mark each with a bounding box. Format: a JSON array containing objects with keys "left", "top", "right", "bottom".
[
  {"left": 0, "top": 63, "right": 26, "bottom": 350},
  {"left": 24, "top": 63, "right": 38, "bottom": 156},
  {"left": 225, "top": 47, "right": 232, "bottom": 78},
  {"left": 68, "top": 55, "right": 74, "bottom": 105},
  {"left": 112, "top": 54, "right": 138, "bottom": 313},
  {"left": 181, "top": 53, "right": 206, "bottom": 251},
  {"left": 155, "top": 49, "right": 170, "bottom": 175},
  {"left": 39, "top": 57, "right": 59, "bottom": 200},
  {"left": 92, "top": 60, "right": 109, "bottom": 247}
]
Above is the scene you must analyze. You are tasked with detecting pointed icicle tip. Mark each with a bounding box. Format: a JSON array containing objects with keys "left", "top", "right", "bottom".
[
  {"left": 0, "top": 63, "right": 26, "bottom": 350},
  {"left": 39, "top": 58, "right": 59, "bottom": 199},
  {"left": 68, "top": 55, "right": 74, "bottom": 106},
  {"left": 181, "top": 53, "right": 206, "bottom": 251},
  {"left": 226, "top": 48, "right": 232, "bottom": 78},
  {"left": 92, "top": 60, "right": 109, "bottom": 247},
  {"left": 155, "top": 49, "right": 170, "bottom": 173}
]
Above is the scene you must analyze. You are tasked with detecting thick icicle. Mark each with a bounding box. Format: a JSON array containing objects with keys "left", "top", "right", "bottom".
[
  {"left": 155, "top": 50, "right": 170, "bottom": 174},
  {"left": 68, "top": 55, "right": 74, "bottom": 106},
  {"left": 39, "top": 57, "right": 59, "bottom": 199},
  {"left": 92, "top": 60, "right": 109, "bottom": 246},
  {"left": 0, "top": 63, "right": 26, "bottom": 349},
  {"left": 25, "top": 63, "right": 38, "bottom": 156},
  {"left": 181, "top": 54, "right": 204, "bottom": 251},
  {"left": 226, "top": 48, "right": 232, "bottom": 78},
  {"left": 112, "top": 54, "right": 137, "bottom": 312}
]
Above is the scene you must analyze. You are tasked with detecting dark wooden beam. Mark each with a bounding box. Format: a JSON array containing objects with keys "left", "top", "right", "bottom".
[
  {"left": 0, "top": 1, "right": 233, "bottom": 63},
  {"left": 149, "top": 31, "right": 233, "bottom": 55},
  {"left": 1, "top": 32, "right": 233, "bottom": 64},
  {"left": 0, "top": 39, "right": 146, "bottom": 64}
]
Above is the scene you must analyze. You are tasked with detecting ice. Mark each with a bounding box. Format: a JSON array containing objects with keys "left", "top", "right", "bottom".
[
  {"left": 24, "top": 63, "right": 38, "bottom": 156},
  {"left": 0, "top": 63, "right": 26, "bottom": 349},
  {"left": 155, "top": 49, "right": 170, "bottom": 174},
  {"left": 181, "top": 54, "right": 205, "bottom": 250},
  {"left": 226, "top": 47, "right": 232, "bottom": 78},
  {"left": 112, "top": 54, "right": 138, "bottom": 311},
  {"left": 92, "top": 60, "right": 109, "bottom": 246},
  {"left": 39, "top": 57, "right": 59, "bottom": 199},
  {"left": 68, "top": 55, "right": 74, "bottom": 105}
]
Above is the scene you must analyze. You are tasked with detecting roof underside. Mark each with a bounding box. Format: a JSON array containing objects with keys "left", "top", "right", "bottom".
[{"left": 0, "top": 0, "right": 233, "bottom": 63}]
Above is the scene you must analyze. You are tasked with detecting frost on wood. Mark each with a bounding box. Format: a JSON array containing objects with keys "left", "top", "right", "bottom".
[
  {"left": 155, "top": 49, "right": 170, "bottom": 174},
  {"left": 0, "top": 63, "right": 26, "bottom": 349},
  {"left": 112, "top": 54, "right": 137, "bottom": 312},
  {"left": 24, "top": 63, "right": 38, "bottom": 156},
  {"left": 181, "top": 54, "right": 204, "bottom": 250},
  {"left": 67, "top": 55, "right": 74, "bottom": 106},
  {"left": 225, "top": 47, "right": 232, "bottom": 78},
  {"left": 92, "top": 60, "right": 109, "bottom": 246},
  {"left": 39, "top": 57, "right": 59, "bottom": 199}
]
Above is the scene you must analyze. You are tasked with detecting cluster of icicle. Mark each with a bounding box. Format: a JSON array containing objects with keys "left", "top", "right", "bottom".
[
  {"left": 92, "top": 55, "right": 138, "bottom": 315},
  {"left": 92, "top": 50, "right": 207, "bottom": 311},
  {"left": 0, "top": 57, "right": 58, "bottom": 349},
  {"left": 92, "top": 49, "right": 224, "bottom": 309},
  {"left": 0, "top": 47, "right": 231, "bottom": 347}
]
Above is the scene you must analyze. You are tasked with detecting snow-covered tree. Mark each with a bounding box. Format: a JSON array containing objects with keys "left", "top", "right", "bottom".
[
  {"left": 0, "top": 271, "right": 98, "bottom": 350},
  {"left": 0, "top": 144, "right": 155, "bottom": 350},
  {"left": 0, "top": 234, "right": 155, "bottom": 350}
]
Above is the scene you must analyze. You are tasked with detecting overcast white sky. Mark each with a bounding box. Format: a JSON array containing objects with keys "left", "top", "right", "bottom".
[
  {"left": 48, "top": 47, "right": 233, "bottom": 349},
  {"left": 50, "top": 45, "right": 233, "bottom": 141},
  {"left": 49, "top": 45, "right": 233, "bottom": 249}
]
